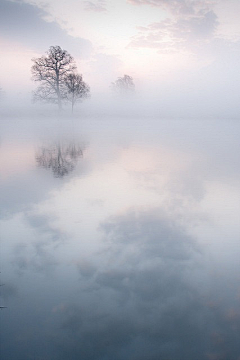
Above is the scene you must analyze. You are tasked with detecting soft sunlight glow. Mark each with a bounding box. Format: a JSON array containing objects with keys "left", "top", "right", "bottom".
[
  {"left": 1, "top": 2, "right": 240, "bottom": 358},
  {"left": 3, "top": 0, "right": 240, "bottom": 98}
]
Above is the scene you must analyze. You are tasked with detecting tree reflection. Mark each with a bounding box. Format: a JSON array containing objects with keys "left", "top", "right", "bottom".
[{"left": 36, "top": 141, "right": 83, "bottom": 178}]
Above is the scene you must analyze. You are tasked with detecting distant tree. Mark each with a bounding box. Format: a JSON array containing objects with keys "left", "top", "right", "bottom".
[
  {"left": 64, "top": 72, "right": 90, "bottom": 113},
  {"left": 31, "top": 46, "right": 76, "bottom": 110},
  {"left": 35, "top": 141, "right": 83, "bottom": 178},
  {"left": 110, "top": 74, "right": 135, "bottom": 96}
]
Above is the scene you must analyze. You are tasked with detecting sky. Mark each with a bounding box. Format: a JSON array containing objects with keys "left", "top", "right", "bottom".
[
  {"left": 1, "top": 2, "right": 240, "bottom": 359},
  {"left": 1, "top": 0, "right": 240, "bottom": 116}
]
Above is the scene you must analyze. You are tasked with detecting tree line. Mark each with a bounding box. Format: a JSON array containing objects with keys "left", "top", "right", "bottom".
[{"left": 31, "top": 45, "right": 135, "bottom": 112}]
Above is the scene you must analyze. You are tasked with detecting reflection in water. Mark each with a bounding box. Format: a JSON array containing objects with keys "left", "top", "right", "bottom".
[
  {"left": 56, "top": 209, "right": 207, "bottom": 360},
  {"left": 1, "top": 117, "right": 240, "bottom": 360},
  {"left": 35, "top": 141, "right": 83, "bottom": 177}
]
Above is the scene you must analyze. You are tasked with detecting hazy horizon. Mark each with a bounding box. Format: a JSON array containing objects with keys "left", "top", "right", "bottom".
[
  {"left": 1, "top": 0, "right": 240, "bottom": 118},
  {"left": 1, "top": 1, "right": 240, "bottom": 360}
]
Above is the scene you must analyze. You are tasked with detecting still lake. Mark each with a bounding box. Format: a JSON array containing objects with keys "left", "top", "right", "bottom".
[{"left": 0, "top": 115, "right": 240, "bottom": 360}]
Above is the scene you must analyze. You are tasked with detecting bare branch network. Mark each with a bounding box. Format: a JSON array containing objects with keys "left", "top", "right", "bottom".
[
  {"left": 31, "top": 46, "right": 135, "bottom": 111},
  {"left": 31, "top": 46, "right": 90, "bottom": 111},
  {"left": 110, "top": 74, "right": 135, "bottom": 96}
]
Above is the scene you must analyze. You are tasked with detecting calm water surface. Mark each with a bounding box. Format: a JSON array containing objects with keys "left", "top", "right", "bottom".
[{"left": 0, "top": 116, "right": 239, "bottom": 360}]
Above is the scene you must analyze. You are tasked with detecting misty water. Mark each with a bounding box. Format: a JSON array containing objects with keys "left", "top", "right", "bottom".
[{"left": 0, "top": 115, "right": 240, "bottom": 360}]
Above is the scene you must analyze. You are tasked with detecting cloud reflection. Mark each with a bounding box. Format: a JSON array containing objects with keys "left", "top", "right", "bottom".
[
  {"left": 48, "top": 207, "right": 240, "bottom": 360},
  {"left": 11, "top": 212, "right": 65, "bottom": 275},
  {"left": 52, "top": 207, "right": 206, "bottom": 359},
  {"left": 1, "top": 117, "right": 239, "bottom": 360}
]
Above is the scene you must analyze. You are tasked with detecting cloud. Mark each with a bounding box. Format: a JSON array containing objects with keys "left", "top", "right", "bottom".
[
  {"left": 0, "top": 0, "right": 92, "bottom": 57},
  {"left": 84, "top": 0, "right": 107, "bottom": 12},
  {"left": 128, "top": 7, "right": 218, "bottom": 53},
  {"left": 127, "top": 0, "right": 214, "bottom": 15},
  {"left": 126, "top": 0, "right": 221, "bottom": 57}
]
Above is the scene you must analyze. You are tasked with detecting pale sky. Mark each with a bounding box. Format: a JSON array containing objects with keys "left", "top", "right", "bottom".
[
  {"left": 1, "top": 2, "right": 240, "bottom": 358},
  {"left": 1, "top": 0, "right": 240, "bottom": 106}
]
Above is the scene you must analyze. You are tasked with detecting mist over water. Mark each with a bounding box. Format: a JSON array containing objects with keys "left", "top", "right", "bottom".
[
  {"left": 1, "top": 0, "right": 240, "bottom": 357},
  {"left": 0, "top": 109, "right": 239, "bottom": 360}
]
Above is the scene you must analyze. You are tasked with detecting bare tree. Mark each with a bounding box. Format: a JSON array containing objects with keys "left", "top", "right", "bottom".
[
  {"left": 35, "top": 141, "right": 83, "bottom": 178},
  {"left": 64, "top": 73, "right": 90, "bottom": 113},
  {"left": 31, "top": 46, "right": 76, "bottom": 110},
  {"left": 110, "top": 74, "right": 135, "bottom": 96}
]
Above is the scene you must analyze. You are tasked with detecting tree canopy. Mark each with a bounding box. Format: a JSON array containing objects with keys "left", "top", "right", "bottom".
[
  {"left": 31, "top": 46, "right": 77, "bottom": 110},
  {"left": 110, "top": 74, "right": 135, "bottom": 96},
  {"left": 64, "top": 73, "right": 90, "bottom": 113}
]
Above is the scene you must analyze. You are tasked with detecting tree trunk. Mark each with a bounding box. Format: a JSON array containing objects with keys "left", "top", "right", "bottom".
[
  {"left": 71, "top": 94, "right": 75, "bottom": 114},
  {"left": 56, "top": 69, "right": 62, "bottom": 111}
]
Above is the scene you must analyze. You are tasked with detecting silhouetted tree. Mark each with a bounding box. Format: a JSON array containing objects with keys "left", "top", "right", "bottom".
[
  {"left": 35, "top": 141, "right": 83, "bottom": 178},
  {"left": 64, "top": 73, "right": 90, "bottom": 113},
  {"left": 31, "top": 46, "right": 76, "bottom": 110},
  {"left": 110, "top": 74, "right": 135, "bottom": 96}
]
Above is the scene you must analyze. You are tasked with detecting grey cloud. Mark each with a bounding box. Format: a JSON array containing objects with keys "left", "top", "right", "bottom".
[
  {"left": 128, "top": 0, "right": 214, "bottom": 15},
  {"left": 127, "top": 0, "right": 219, "bottom": 55},
  {"left": 84, "top": 0, "right": 107, "bottom": 12},
  {"left": 0, "top": 0, "right": 92, "bottom": 57},
  {"left": 128, "top": 8, "right": 218, "bottom": 53}
]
